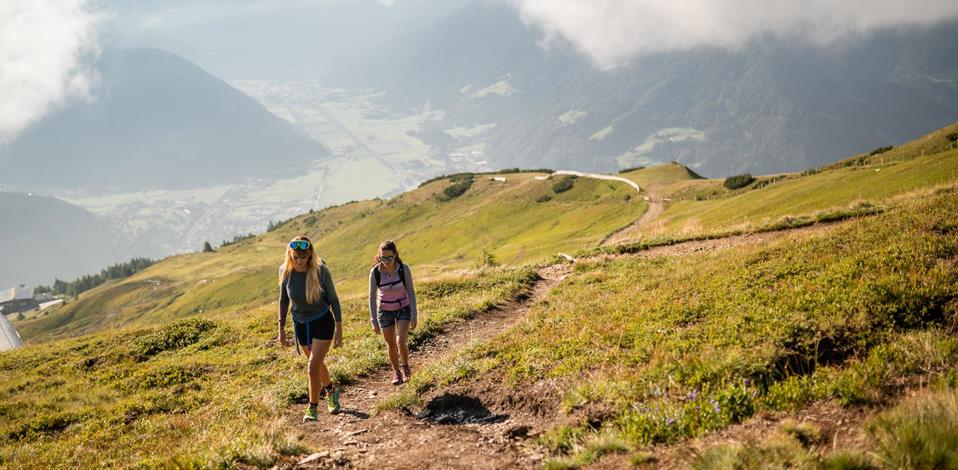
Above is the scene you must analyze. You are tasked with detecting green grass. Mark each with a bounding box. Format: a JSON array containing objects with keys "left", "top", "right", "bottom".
[
  {"left": 656, "top": 148, "right": 958, "bottom": 235},
  {"left": 16, "top": 172, "right": 640, "bottom": 344},
  {"left": 18, "top": 125, "right": 958, "bottom": 344},
  {"left": 0, "top": 268, "right": 537, "bottom": 468},
  {"left": 6, "top": 123, "right": 958, "bottom": 468},
  {"left": 379, "top": 188, "right": 958, "bottom": 463},
  {"left": 618, "top": 163, "right": 702, "bottom": 190},
  {"left": 692, "top": 385, "right": 958, "bottom": 469}
]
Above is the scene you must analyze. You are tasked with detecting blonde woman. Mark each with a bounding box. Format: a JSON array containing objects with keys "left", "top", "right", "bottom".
[{"left": 278, "top": 236, "right": 343, "bottom": 420}]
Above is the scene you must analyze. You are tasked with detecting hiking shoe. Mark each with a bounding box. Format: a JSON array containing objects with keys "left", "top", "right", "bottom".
[
  {"left": 401, "top": 364, "right": 412, "bottom": 382},
  {"left": 302, "top": 405, "right": 318, "bottom": 422},
  {"left": 391, "top": 371, "right": 403, "bottom": 385},
  {"left": 326, "top": 387, "right": 341, "bottom": 415}
]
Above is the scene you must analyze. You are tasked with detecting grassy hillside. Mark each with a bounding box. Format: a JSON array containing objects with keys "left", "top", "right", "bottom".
[
  {"left": 617, "top": 163, "right": 703, "bottom": 189},
  {"left": 388, "top": 186, "right": 958, "bottom": 468},
  {"left": 3, "top": 124, "right": 958, "bottom": 468},
  {"left": 0, "top": 267, "right": 538, "bottom": 468},
  {"left": 14, "top": 173, "right": 640, "bottom": 343},
  {"left": 648, "top": 123, "right": 958, "bottom": 235}
]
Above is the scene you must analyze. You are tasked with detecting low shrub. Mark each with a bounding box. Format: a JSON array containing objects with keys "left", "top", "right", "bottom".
[
  {"left": 132, "top": 318, "right": 218, "bottom": 360},
  {"left": 553, "top": 175, "right": 577, "bottom": 194},
  {"left": 723, "top": 173, "right": 755, "bottom": 190},
  {"left": 869, "top": 145, "right": 893, "bottom": 156},
  {"left": 438, "top": 174, "right": 475, "bottom": 201}
]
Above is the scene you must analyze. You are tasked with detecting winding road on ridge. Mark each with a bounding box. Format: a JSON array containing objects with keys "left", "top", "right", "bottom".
[{"left": 551, "top": 170, "right": 663, "bottom": 247}]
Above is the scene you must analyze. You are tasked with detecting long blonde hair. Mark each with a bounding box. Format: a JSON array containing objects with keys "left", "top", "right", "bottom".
[{"left": 279, "top": 235, "right": 324, "bottom": 304}]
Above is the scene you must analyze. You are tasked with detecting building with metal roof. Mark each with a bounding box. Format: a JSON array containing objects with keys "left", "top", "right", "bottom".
[{"left": 0, "top": 285, "right": 39, "bottom": 316}]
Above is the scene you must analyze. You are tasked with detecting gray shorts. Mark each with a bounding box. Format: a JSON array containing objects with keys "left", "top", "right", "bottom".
[{"left": 378, "top": 306, "right": 411, "bottom": 329}]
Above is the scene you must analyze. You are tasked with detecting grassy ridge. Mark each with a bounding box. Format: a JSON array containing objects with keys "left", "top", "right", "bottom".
[
  {"left": 618, "top": 163, "right": 702, "bottom": 189},
  {"left": 655, "top": 148, "right": 958, "bottom": 234},
  {"left": 0, "top": 268, "right": 538, "bottom": 468},
  {"left": 384, "top": 187, "right": 958, "bottom": 466},
  {"left": 15, "top": 173, "right": 640, "bottom": 343}
]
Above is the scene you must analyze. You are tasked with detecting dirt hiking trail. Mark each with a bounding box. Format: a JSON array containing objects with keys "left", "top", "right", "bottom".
[
  {"left": 274, "top": 264, "right": 572, "bottom": 469},
  {"left": 272, "top": 219, "right": 856, "bottom": 469}
]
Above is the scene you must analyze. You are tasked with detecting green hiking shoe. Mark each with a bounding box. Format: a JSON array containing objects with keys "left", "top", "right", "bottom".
[
  {"left": 302, "top": 404, "right": 318, "bottom": 422},
  {"left": 326, "top": 387, "right": 341, "bottom": 415}
]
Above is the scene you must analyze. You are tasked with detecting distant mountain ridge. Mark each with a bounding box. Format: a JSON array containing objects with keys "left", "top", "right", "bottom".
[
  {"left": 0, "top": 191, "right": 143, "bottom": 288},
  {"left": 0, "top": 48, "right": 329, "bottom": 190},
  {"left": 337, "top": 0, "right": 958, "bottom": 177}
]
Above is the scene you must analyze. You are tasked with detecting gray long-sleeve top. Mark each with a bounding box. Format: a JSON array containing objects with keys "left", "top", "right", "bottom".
[
  {"left": 278, "top": 264, "right": 342, "bottom": 329},
  {"left": 368, "top": 263, "right": 417, "bottom": 328}
]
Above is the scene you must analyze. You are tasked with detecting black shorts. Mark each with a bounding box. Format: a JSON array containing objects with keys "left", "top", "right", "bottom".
[{"left": 294, "top": 314, "right": 335, "bottom": 345}]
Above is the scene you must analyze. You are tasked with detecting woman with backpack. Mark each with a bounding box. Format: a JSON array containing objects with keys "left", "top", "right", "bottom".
[
  {"left": 278, "top": 236, "right": 343, "bottom": 421},
  {"left": 368, "top": 240, "right": 418, "bottom": 385}
]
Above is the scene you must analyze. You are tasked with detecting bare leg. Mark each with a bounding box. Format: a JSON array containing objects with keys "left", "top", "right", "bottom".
[
  {"left": 396, "top": 320, "right": 411, "bottom": 367},
  {"left": 304, "top": 338, "right": 333, "bottom": 404},
  {"left": 381, "top": 326, "right": 400, "bottom": 372}
]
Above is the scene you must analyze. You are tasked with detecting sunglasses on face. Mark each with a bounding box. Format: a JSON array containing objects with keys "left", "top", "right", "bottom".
[
  {"left": 289, "top": 240, "right": 310, "bottom": 250},
  {"left": 379, "top": 255, "right": 395, "bottom": 262}
]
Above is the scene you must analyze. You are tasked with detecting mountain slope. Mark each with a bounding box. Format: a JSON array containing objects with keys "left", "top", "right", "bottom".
[
  {"left": 15, "top": 123, "right": 958, "bottom": 344},
  {"left": 347, "top": 1, "right": 958, "bottom": 177},
  {"left": 0, "top": 48, "right": 329, "bottom": 190},
  {"left": 0, "top": 192, "right": 137, "bottom": 288},
  {"left": 14, "top": 172, "right": 641, "bottom": 342},
  {"left": 2, "top": 145, "right": 957, "bottom": 468}
]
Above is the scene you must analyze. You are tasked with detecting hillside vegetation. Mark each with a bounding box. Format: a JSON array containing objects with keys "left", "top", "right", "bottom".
[
  {"left": 386, "top": 186, "right": 958, "bottom": 468},
  {"left": 0, "top": 268, "right": 537, "bottom": 467},
  {"left": 14, "top": 173, "right": 640, "bottom": 343},
  {"left": 3, "top": 123, "right": 958, "bottom": 468},
  {"left": 647, "top": 123, "right": 958, "bottom": 235}
]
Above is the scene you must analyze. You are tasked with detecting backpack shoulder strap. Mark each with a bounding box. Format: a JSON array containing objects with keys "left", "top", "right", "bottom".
[
  {"left": 398, "top": 263, "right": 407, "bottom": 290},
  {"left": 319, "top": 260, "right": 329, "bottom": 303},
  {"left": 374, "top": 265, "right": 381, "bottom": 286}
]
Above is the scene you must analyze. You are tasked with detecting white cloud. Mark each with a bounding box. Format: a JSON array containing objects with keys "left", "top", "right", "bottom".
[
  {"left": 509, "top": 0, "right": 958, "bottom": 68},
  {"left": 0, "top": 0, "right": 101, "bottom": 142}
]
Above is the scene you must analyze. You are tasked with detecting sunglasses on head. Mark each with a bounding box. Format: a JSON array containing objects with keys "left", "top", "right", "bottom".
[{"left": 289, "top": 240, "right": 310, "bottom": 250}]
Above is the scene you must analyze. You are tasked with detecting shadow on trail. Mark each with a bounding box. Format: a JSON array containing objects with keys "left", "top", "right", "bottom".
[
  {"left": 415, "top": 394, "right": 508, "bottom": 425},
  {"left": 338, "top": 408, "right": 370, "bottom": 419}
]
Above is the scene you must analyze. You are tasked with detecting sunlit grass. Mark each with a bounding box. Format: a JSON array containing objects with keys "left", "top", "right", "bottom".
[
  {"left": 0, "top": 268, "right": 537, "bottom": 468},
  {"left": 380, "top": 188, "right": 958, "bottom": 464}
]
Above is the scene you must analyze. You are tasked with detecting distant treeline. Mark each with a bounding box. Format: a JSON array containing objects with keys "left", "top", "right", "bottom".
[
  {"left": 220, "top": 233, "right": 256, "bottom": 247},
  {"left": 34, "top": 257, "right": 156, "bottom": 298}
]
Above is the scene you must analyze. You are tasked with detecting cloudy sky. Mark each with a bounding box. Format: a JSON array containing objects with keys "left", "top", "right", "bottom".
[
  {"left": 510, "top": 0, "right": 958, "bottom": 68},
  {"left": 3, "top": 0, "right": 958, "bottom": 140},
  {"left": 0, "top": 0, "right": 99, "bottom": 142}
]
